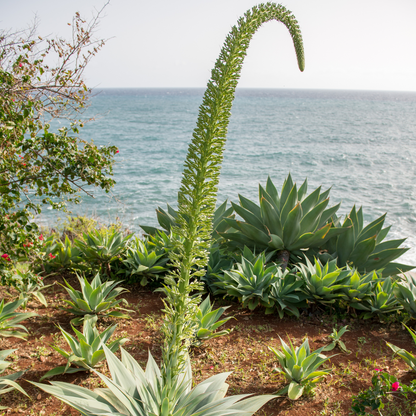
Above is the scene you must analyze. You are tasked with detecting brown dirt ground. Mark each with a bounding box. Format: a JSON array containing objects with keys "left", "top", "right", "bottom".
[{"left": 0, "top": 275, "right": 415, "bottom": 416}]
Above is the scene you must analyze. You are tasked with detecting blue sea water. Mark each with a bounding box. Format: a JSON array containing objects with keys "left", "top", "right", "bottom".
[{"left": 38, "top": 88, "right": 416, "bottom": 266}]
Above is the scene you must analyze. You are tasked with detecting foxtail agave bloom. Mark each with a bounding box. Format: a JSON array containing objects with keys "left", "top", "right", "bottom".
[{"left": 32, "top": 345, "right": 275, "bottom": 416}]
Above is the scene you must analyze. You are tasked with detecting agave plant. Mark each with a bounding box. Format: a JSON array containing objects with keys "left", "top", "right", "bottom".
[
  {"left": 75, "top": 229, "right": 132, "bottom": 275},
  {"left": 269, "top": 267, "right": 307, "bottom": 317},
  {"left": 296, "top": 257, "right": 351, "bottom": 306},
  {"left": 5, "top": 269, "right": 51, "bottom": 309},
  {"left": 323, "top": 325, "right": 350, "bottom": 353},
  {"left": 340, "top": 269, "right": 379, "bottom": 305},
  {"left": 394, "top": 273, "right": 416, "bottom": 319},
  {"left": 0, "top": 349, "right": 28, "bottom": 408},
  {"left": 40, "top": 316, "right": 128, "bottom": 380},
  {"left": 212, "top": 253, "right": 281, "bottom": 310},
  {"left": 386, "top": 324, "right": 416, "bottom": 372},
  {"left": 220, "top": 174, "right": 345, "bottom": 268},
  {"left": 269, "top": 337, "right": 334, "bottom": 400},
  {"left": 140, "top": 200, "right": 234, "bottom": 241},
  {"left": 44, "top": 235, "right": 86, "bottom": 273},
  {"left": 0, "top": 298, "right": 37, "bottom": 339},
  {"left": 201, "top": 246, "right": 234, "bottom": 294},
  {"left": 60, "top": 272, "right": 130, "bottom": 325},
  {"left": 33, "top": 345, "right": 274, "bottom": 416},
  {"left": 122, "top": 237, "right": 169, "bottom": 286},
  {"left": 321, "top": 205, "right": 413, "bottom": 275},
  {"left": 193, "top": 296, "right": 233, "bottom": 346},
  {"left": 350, "top": 277, "right": 402, "bottom": 319}
]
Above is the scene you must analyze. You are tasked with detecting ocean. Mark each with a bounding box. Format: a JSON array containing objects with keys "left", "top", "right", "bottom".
[{"left": 38, "top": 88, "right": 416, "bottom": 266}]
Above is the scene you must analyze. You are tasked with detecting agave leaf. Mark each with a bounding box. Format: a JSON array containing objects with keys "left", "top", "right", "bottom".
[
  {"left": 239, "top": 194, "right": 262, "bottom": 219},
  {"left": 260, "top": 197, "right": 283, "bottom": 237},
  {"left": 280, "top": 174, "right": 294, "bottom": 212},
  {"left": 280, "top": 184, "right": 298, "bottom": 226},
  {"left": 336, "top": 217, "right": 355, "bottom": 266},
  {"left": 282, "top": 203, "right": 302, "bottom": 246},
  {"left": 299, "top": 198, "right": 328, "bottom": 235},
  {"left": 288, "top": 381, "right": 304, "bottom": 400},
  {"left": 348, "top": 236, "right": 377, "bottom": 267},
  {"left": 39, "top": 366, "right": 86, "bottom": 382},
  {"left": 232, "top": 202, "right": 264, "bottom": 231},
  {"left": 357, "top": 214, "right": 386, "bottom": 244},
  {"left": 265, "top": 176, "right": 280, "bottom": 208}
]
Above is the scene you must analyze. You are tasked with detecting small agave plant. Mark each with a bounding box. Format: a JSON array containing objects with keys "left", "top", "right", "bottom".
[
  {"left": 122, "top": 237, "right": 169, "bottom": 286},
  {"left": 349, "top": 277, "right": 402, "bottom": 319},
  {"left": 212, "top": 252, "right": 281, "bottom": 310},
  {"left": 60, "top": 272, "right": 130, "bottom": 325},
  {"left": 221, "top": 174, "right": 344, "bottom": 268},
  {"left": 0, "top": 349, "right": 29, "bottom": 408},
  {"left": 296, "top": 257, "right": 351, "bottom": 306},
  {"left": 193, "top": 296, "right": 233, "bottom": 346},
  {"left": 0, "top": 298, "right": 37, "bottom": 339},
  {"left": 269, "top": 336, "right": 335, "bottom": 400},
  {"left": 386, "top": 324, "right": 416, "bottom": 372},
  {"left": 394, "top": 273, "right": 416, "bottom": 319},
  {"left": 32, "top": 346, "right": 275, "bottom": 416},
  {"left": 40, "top": 316, "right": 128, "bottom": 380}
]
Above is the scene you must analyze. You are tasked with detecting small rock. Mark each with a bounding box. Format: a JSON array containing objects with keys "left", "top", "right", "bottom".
[
  {"left": 40, "top": 356, "right": 47, "bottom": 362},
  {"left": 37, "top": 393, "right": 42, "bottom": 400}
]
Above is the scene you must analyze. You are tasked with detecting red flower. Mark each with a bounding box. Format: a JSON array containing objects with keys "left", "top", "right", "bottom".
[
  {"left": 116, "top": 149, "right": 119, "bottom": 154},
  {"left": 1, "top": 254, "right": 11, "bottom": 262},
  {"left": 19, "top": 62, "right": 22, "bottom": 68},
  {"left": 48, "top": 253, "right": 56, "bottom": 259},
  {"left": 39, "top": 234, "right": 43, "bottom": 241},
  {"left": 375, "top": 368, "right": 381, "bottom": 372},
  {"left": 391, "top": 382, "right": 400, "bottom": 391}
]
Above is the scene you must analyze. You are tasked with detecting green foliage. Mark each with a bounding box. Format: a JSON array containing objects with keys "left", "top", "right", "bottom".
[
  {"left": 0, "top": 349, "right": 29, "bottom": 409},
  {"left": 33, "top": 345, "right": 274, "bottom": 416},
  {"left": 75, "top": 229, "right": 132, "bottom": 276},
  {"left": 269, "top": 337, "right": 334, "bottom": 400},
  {"left": 350, "top": 277, "right": 402, "bottom": 319},
  {"left": 322, "top": 325, "right": 350, "bottom": 353},
  {"left": 386, "top": 324, "right": 416, "bottom": 372},
  {"left": 0, "top": 298, "right": 37, "bottom": 339},
  {"left": 0, "top": 10, "right": 116, "bottom": 276},
  {"left": 40, "top": 316, "right": 128, "bottom": 381},
  {"left": 212, "top": 253, "right": 281, "bottom": 310},
  {"left": 122, "top": 237, "right": 168, "bottom": 286},
  {"left": 394, "top": 273, "right": 416, "bottom": 319},
  {"left": 161, "top": 2, "right": 305, "bottom": 370},
  {"left": 193, "top": 296, "right": 233, "bottom": 346},
  {"left": 297, "top": 257, "right": 351, "bottom": 306},
  {"left": 60, "top": 272, "right": 130, "bottom": 325},
  {"left": 221, "top": 174, "right": 343, "bottom": 265},
  {"left": 351, "top": 369, "right": 416, "bottom": 415},
  {"left": 322, "top": 205, "right": 413, "bottom": 275}
]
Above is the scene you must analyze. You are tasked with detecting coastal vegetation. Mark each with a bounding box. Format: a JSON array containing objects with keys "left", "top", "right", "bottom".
[{"left": 0, "top": 2, "right": 415, "bottom": 416}]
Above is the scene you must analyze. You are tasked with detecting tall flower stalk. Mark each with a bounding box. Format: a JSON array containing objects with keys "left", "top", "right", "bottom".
[{"left": 161, "top": 2, "right": 305, "bottom": 372}]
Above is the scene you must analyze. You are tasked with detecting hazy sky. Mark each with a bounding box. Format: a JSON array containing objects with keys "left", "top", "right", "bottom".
[{"left": 2, "top": 0, "right": 416, "bottom": 91}]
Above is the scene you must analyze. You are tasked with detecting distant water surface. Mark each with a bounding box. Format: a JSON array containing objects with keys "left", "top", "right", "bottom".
[{"left": 39, "top": 88, "right": 416, "bottom": 266}]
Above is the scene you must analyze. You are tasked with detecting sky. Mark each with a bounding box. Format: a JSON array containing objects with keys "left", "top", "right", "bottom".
[{"left": 2, "top": 0, "right": 416, "bottom": 91}]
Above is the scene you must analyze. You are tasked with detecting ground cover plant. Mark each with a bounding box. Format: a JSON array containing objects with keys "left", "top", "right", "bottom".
[{"left": 1, "top": 2, "right": 416, "bottom": 416}]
